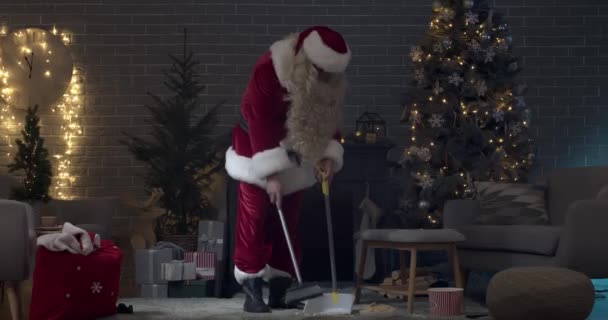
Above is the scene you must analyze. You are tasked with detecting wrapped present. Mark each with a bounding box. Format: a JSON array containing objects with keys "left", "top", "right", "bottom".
[
  {"left": 140, "top": 284, "right": 168, "bottom": 298},
  {"left": 168, "top": 280, "right": 214, "bottom": 298},
  {"left": 161, "top": 260, "right": 196, "bottom": 281},
  {"left": 198, "top": 221, "right": 224, "bottom": 260},
  {"left": 30, "top": 231, "right": 123, "bottom": 320},
  {"left": 135, "top": 248, "right": 173, "bottom": 285},
  {"left": 185, "top": 251, "right": 216, "bottom": 280}
]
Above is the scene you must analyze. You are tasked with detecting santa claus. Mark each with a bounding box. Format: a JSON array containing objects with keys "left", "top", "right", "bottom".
[{"left": 224, "top": 26, "right": 350, "bottom": 312}]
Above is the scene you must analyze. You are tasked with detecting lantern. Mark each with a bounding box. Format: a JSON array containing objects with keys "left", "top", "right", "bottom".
[{"left": 355, "top": 111, "right": 386, "bottom": 144}]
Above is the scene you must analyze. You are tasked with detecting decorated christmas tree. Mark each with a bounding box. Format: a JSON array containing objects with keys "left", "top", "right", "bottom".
[
  {"left": 8, "top": 104, "right": 53, "bottom": 203},
  {"left": 397, "top": 0, "right": 535, "bottom": 228},
  {"left": 121, "top": 29, "right": 224, "bottom": 238}
]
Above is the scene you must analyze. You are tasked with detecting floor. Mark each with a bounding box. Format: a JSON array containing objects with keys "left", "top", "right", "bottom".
[{"left": 104, "top": 288, "right": 490, "bottom": 320}]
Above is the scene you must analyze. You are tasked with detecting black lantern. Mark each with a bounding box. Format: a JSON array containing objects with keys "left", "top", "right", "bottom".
[{"left": 355, "top": 111, "right": 386, "bottom": 144}]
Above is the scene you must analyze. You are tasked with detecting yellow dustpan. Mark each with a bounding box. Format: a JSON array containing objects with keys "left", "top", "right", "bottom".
[{"left": 303, "top": 177, "right": 355, "bottom": 315}]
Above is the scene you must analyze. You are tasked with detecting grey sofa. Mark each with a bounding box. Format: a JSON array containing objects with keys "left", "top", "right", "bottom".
[
  {"left": 46, "top": 198, "right": 117, "bottom": 240},
  {"left": 444, "top": 166, "right": 608, "bottom": 279}
]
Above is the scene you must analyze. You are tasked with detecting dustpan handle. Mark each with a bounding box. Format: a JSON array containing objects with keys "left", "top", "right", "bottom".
[
  {"left": 276, "top": 205, "right": 303, "bottom": 285},
  {"left": 322, "top": 179, "right": 338, "bottom": 294}
]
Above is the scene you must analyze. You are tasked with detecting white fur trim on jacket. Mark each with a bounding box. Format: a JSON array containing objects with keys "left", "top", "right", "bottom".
[
  {"left": 250, "top": 146, "right": 293, "bottom": 179},
  {"left": 234, "top": 265, "right": 267, "bottom": 284},
  {"left": 302, "top": 31, "right": 351, "bottom": 74},
  {"left": 225, "top": 147, "right": 317, "bottom": 195},
  {"left": 323, "top": 140, "right": 344, "bottom": 172},
  {"left": 234, "top": 265, "right": 292, "bottom": 284}
]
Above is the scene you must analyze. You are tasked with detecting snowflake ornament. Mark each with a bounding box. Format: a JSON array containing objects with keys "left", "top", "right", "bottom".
[
  {"left": 515, "top": 96, "right": 526, "bottom": 107},
  {"left": 433, "top": 42, "right": 444, "bottom": 53},
  {"left": 410, "top": 46, "right": 424, "bottom": 62},
  {"left": 484, "top": 48, "right": 496, "bottom": 63},
  {"left": 433, "top": 81, "right": 444, "bottom": 95},
  {"left": 91, "top": 281, "right": 103, "bottom": 294},
  {"left": 493, "top": 110, "right": 505, "bottom": 122},
  {"left": 508, "top": 62, "right": 518, "bottom": 71},
  {"left": 470, "top": 40, "right": 482, "bottom": 52},
  {"left": 414, "top": 69, "right": 425, "bottom": 83},
  {"left": 465, "top": 11, "right": 479, "bottom": 25},
  {"left": 443, "top": 38, "right": 453, "bottom": 48},
  {"left": 476, "top": 81, "right": 487, "bottom": 96},
  {"left": 400, "top": 198, "right": 410, "bottom": 209},
  {"left": 418, "top": 147, "right": 432, "bottom": 162},
  {"left": 511, "top": 123, "right": 523, "bottom": 135},
  {"left": 448, "top": 73, "right": 464, "bottom": 86},
  {"left": 428, "top": 114, "right": 445, "bottom": 128}
]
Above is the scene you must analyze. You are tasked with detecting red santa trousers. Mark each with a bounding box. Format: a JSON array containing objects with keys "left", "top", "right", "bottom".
[{"left": 234, "top": 181, "right": 304, "bottom": 282}]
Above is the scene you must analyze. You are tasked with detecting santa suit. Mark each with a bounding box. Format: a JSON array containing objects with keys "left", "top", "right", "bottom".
[{"left": 225, "top": 28, "right": 350, "bottom": 284}]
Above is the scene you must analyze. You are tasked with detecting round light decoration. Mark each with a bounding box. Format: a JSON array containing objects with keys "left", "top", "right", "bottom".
[{"left": 0, "top": 27, "right": 73, "bottom": 109}]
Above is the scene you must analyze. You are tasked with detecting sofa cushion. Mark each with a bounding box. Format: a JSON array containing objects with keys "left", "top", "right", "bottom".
[
  {"left": 458, "top": 225, "right": 562, "bottom": 256},
  {"left": 474, "top": 182, "right": 549, "bottom": 225}
]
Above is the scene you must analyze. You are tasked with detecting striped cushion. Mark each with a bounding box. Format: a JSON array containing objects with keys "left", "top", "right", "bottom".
[{"left": 474, "top": 182, "right": 549, "bottom": 225}]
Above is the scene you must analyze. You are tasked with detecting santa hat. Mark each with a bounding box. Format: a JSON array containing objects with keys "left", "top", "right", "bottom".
[{"left": 295, "top": 26, "right": 351, "bottom": 73}]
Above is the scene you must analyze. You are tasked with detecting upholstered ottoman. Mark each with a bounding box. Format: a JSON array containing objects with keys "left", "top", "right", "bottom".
[
  {"left": 487, "top": 267, "right": 595, "bottom": 320},
  {"left": 354, "top": 229, "right": 466, "bottom": 314}
]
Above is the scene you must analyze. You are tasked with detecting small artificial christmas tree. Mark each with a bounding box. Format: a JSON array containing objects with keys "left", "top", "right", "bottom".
[
  {"left": 397, "top": 0, "right": 535, "bottom": 228},
  {"left": 121, "top": 29, "right": 224, "bottom": 238},
  {"left": 7, "top": 104, "right": 53, "bottom": 203}
]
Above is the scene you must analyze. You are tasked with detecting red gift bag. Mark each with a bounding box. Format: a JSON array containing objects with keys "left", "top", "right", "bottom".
[
  {"left": 184, "top": 251, "right": 216, "bottom": 280},
  {"left": 30, "top": 233, "right": 123, "bottom": 320}
]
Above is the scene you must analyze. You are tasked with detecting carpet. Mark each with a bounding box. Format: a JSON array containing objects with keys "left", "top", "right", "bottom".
[{"left": 102, "top": 288, "right": 490, "bottom": 320}]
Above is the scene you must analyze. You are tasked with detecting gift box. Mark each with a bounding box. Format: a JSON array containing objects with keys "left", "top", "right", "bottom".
[
  {"left": 135, "top": 248, "right": 173, "bottom": 285},
  {"left": 168, "top": 280, "right": 214, "bottom": 298},
  {"left": 198, "top": 221, "right": 224, "bottom": 260},
  {"left": 161, "top": 260, "right": 196, "bottom": 281},
  {"left": 185, "top": 251, "right": 216, "bottom": 280},
  {"left": 29, "top": 238, "right": 123, "bottom": 320},
  {"left": 140, "top": 284, "right": 168, "bottom": 298}
]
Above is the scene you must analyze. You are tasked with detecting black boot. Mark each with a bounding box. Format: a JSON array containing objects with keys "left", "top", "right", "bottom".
[
  {"left": 268, "top": 277, "right": 301, "bottom": 309},
  {"left": 242, "top": 278, "right": 270, "bottom": 313}
]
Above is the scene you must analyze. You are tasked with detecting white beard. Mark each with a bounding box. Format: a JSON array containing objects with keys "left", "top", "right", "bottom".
[{"left": 283, "top": 51, "right": 346, "bottom": 164}]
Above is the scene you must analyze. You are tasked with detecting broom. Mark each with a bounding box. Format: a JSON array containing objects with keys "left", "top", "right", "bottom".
[{"left": 277, "top": 204, "right": 324, "bottom": 305}]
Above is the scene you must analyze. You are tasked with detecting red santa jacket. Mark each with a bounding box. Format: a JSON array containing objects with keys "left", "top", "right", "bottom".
[{"left": 225, "top": 38, "right": 344, "bottom": 195}]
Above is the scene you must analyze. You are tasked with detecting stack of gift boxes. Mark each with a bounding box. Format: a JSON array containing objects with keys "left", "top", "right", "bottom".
[{"left": 135, "top": 221, "right": 224, "bottom": 298}]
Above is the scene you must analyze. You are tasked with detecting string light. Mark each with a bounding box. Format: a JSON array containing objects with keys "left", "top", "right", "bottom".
[{"left": 0, "top": 26, "right": 83, "bottom": 199}]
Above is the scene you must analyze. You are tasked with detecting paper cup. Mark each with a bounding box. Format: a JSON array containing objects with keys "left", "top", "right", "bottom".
[{"left": 428, "top": 287, "right": 464, "bottom": 317}]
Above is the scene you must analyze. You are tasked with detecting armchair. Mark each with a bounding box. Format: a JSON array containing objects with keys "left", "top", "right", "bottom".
[
  {"left": 444, "top": 166, "right": 608, "bottom": 279},
  {"left": 0, "top": 200, "right": 36, "bottom": 320}
]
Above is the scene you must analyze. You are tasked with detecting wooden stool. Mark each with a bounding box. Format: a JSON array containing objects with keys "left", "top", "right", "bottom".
[{"left": 354, "top": 229, "right": 466, "bottom": 315}]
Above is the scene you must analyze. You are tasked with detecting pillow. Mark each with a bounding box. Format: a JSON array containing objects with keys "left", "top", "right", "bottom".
[{"left": 474, "top": 182, "right": 549, "bottom": 225}]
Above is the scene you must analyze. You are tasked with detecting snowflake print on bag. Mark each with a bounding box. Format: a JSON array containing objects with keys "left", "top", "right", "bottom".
[{"left": 91, "top": 282, "right": 103, "bottom": 294}]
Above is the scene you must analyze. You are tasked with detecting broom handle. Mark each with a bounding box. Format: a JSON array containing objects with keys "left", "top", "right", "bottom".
[
  {"left": 322, "top": 179, "right": 338, "bottom": 294},
  {"left": 276, "top": 205, "right": 303, "bottom": 286}
]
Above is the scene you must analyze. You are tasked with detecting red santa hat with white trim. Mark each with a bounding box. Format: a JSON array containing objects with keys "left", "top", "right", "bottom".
[{"left": 295, "top": 26, "right": 351, "bottom": 73}]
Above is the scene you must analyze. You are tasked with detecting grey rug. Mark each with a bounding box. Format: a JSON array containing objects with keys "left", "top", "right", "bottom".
[{"left": 103, "top": 289, "right": 490, "bottom": 320}]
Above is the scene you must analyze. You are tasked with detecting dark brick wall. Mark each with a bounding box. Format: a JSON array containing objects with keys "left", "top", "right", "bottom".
[{"left": 3, "top": 0, "right": 607, "bottom": 196}]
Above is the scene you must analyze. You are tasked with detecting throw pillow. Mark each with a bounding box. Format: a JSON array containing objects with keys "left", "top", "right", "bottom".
[{"left": 474, "top": 182, "right": 549, "bottom": 225}]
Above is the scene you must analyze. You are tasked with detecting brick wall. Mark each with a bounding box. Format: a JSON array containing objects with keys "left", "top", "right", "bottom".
[{"left": 3, "top": 0, "right": 607, "bottom": 198}]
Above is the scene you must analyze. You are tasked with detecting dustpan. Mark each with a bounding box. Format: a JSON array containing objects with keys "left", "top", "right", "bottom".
[{"left": 303, "top": 175, "right": 355, "bottom": 315}]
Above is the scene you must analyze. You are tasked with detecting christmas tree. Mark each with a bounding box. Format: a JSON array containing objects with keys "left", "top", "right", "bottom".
[
  {"left": 7, "top": 104, "right": 53, "bottom": 203},
  {"left": 121, "top": 29, "right": 224, "bottom": 236},
  {"left": 397, "top": 0, "right": 535, "bottom": 228}
]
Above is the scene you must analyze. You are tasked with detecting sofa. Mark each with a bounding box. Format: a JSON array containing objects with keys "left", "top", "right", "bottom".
[
  {"left": 443, "top": 166, "right": 608, "bottom": 279},
  {"left": 46, "top": 198, "right": 117, "bottom": 240}
]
